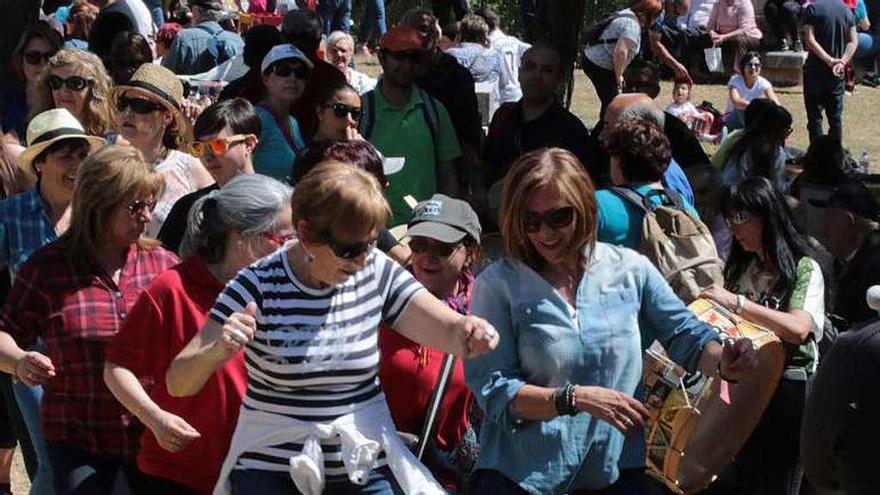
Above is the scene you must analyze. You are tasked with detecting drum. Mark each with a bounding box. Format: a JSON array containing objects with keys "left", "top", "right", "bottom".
[{"left": 643, "top": 298, "right": 785, "bottom": 494}]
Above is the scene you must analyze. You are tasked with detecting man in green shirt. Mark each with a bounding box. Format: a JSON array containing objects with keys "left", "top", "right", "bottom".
[{"left": 362, "top": 26, "right": 462, "bottom": 227}]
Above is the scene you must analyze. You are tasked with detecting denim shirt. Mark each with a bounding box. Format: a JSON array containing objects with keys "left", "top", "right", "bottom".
[
  {"left": 465, "top": 243, "right": 717, "bottom": 494},
  {"left": 161, "top": 22, "right": 244, "bottom": 76}
]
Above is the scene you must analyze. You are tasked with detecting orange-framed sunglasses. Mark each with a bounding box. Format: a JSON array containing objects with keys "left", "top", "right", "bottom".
[{"left": 189, "top": 134, "right": 253, "bottom": 157}]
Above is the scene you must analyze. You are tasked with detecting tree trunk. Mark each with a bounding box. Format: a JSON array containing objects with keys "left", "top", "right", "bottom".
[{"left": 529, "top": 0, "right": 588, "bottom": 108}]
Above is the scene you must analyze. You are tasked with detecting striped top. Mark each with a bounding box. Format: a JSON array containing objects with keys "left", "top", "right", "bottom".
[{"left": 210, "top": 245, "right": 424, "bottom": 479}]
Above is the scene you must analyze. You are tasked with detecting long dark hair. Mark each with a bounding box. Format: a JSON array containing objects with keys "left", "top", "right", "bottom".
[
  {"left": 721, "top": 177, "right": 813, "bottom": 299},
  {"left": 728, "top": 101, "right": 792, "bottom": 180}
]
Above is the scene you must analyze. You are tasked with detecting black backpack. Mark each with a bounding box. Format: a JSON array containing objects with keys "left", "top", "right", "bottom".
[{"left": 581, "top": 11, "right": 638, "bottom": 47}]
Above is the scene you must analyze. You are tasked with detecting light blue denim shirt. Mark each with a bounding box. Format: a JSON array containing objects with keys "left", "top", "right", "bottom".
[{"left": 465, "top": 242, "right": 717, "bottom": 494}]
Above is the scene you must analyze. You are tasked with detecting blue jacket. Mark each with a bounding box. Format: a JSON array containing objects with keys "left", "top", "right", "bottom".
[{"left": 465, "top": 243, "right": 717, "bottom": 493}]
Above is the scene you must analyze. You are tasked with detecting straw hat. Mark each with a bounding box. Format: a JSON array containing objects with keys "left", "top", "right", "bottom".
[
  {"left": 109, "top": 63, "right": 190, "bottom": 138},
  {"left": 19, "top": 108, "right": 106, "bottom": 175}
]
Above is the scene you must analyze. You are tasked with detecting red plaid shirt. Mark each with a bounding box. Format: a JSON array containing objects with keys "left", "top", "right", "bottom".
[{"left": 0, "top": 241, "right": 178, "bottom": 462}]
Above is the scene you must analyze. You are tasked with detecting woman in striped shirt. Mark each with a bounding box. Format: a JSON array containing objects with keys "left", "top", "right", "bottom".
[{"left": 167, "top": 162, "right": 499, "bottom": 495}]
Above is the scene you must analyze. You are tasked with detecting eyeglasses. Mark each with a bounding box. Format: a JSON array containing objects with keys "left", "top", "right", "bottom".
[
  {"left": 323, "top": 102, "right": 362, "bottom": 122},
  {"left": 48, "top": 75, "right": 90, "bottom": 91},
  {"left": 322, "top": 232, "right": 377, "bottom": 260},
  {"left": 524, "top": 206, "right": 575, "bottom": 233},
  {"left": 271, "top": 61, "right": 311, "bottom": 80},
  {"left": 409, "top": 237, "right": 463, "bottom": 257},
  {"left": 261, "top": 231, "right": 296, "bottom": 245},
  {"left": 724, "top": 210, "right": 753, "bottom": 227},
  {"left": 189, "top": 134, "right": 251, "bottom": 157},
  {"left": 385, "top": 50, "right": 427, "bottom": 64},
  {"left": 124, "top": 199, "right": 156, "bottom": 217},
  {"left": 23, "top": 50, "right": 53, "bottom": 65},
  {"left": 116, "top": 95, "right": 165, "bottom": 115}
]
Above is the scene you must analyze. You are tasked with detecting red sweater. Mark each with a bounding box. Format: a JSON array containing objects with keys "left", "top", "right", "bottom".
[{"left": 105, "top": 256, "right": 247, "bottom": 493}]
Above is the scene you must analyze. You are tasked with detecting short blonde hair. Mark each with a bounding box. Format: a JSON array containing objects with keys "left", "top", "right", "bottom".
[
  {"left": 63, "top": 145, "right": 164, "bottom": 265},
  {"left": 500, "top": 148, "right": 598, "bottom": 270},
  {"left": 33, "top": 49, "right": 113, "bottom": 136},
  {"left": 326, "top": 31, "right": 355, "bottom": 52},
  {"left": 292, "top": 161, "right": 390, "bottom": 241}
]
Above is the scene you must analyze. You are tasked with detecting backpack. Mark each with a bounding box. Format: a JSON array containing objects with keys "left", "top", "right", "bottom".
[
  {"left": 359, "top": 87, "right": 440, "bottom": 162},
  {"left": 194, "top": 24, "right": 237, "bottom": 72},
  {"left": 612, "top": 187, "right": 724, "bottom": 303},
  {"left": 581, "top": 11, "right": 638, "bottom": 47}
]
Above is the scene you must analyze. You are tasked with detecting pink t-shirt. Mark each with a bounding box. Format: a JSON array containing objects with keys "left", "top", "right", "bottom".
[{"left": 708, "top": 0, "right": 763, "bottom": 39}]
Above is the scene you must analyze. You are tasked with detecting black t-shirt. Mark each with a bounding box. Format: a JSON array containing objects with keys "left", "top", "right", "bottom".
[
  {"left": 157, "top": 184, "right": 219, "bottom": 255},
  {"left": 483, "top": 101, "right": 592, "bottom": 186},
  {"left": 803, "top": 0, "right": 856, "bottom": 74},
  {"left": 417, "top": 53, "right": 484, "bottom": 149},
  {"left": 835, "top": 230, "right": 880, "bottom": 326}
]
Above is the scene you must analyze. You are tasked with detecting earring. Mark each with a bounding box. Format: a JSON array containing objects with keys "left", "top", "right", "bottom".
[{"left": 301, "top": 245, "right": 315, "bottom": 263}]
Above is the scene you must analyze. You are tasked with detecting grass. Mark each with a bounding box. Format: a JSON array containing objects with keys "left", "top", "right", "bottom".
[{"left": 357, "top": 54, "right": 880, "bottom": 168}]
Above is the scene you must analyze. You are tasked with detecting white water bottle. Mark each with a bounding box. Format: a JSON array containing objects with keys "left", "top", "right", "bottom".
[{"left": 859, "top": 150, "right": 870, "bottom": 174}]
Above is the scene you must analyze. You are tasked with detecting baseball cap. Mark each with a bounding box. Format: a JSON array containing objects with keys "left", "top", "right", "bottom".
[
  {"left": 408, "top": 194, "right": 482, "bottom": 244},
  {"left": 809, "top": 182, "right": 880, "bottom": 221},
  {"left": 379, "top": 26, "right": 428, "bottom": 52},
  {"left": 261, "top": 44, "right": 314, "bottom": 74}
]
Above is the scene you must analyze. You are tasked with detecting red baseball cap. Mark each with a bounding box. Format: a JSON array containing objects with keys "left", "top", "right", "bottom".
[{"left": 379, "top": 26, "right": 428, "bottom": 52}]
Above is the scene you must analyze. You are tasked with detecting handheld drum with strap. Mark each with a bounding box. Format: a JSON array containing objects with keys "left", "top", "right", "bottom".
[{"left": 644, "top": 298, "right": 785, "bottom": 494}]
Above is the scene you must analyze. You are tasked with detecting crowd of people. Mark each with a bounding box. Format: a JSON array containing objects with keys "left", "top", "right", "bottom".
[{"left": 0, "top": 1, "right": 878, "bottom": 495}]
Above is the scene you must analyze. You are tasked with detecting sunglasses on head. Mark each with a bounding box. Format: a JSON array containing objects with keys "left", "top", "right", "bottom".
[
  {"left": 189, "top": 134, "right": 251, "bottom": 157},
  {"left": 124, "top": 199, "right": 156, "bottom": 217},
  {"left": 324, "top": 102, "right": 362, "bottom": 121},
  {"left": 116, "top": 95, "right": 165, "bottom": 115},
  {"left": 48, "top": 75, "right": 90, "bottom": 91},
  {"left": 24, "top": 50, "right": 53, "bottom": 65},
  {"left": 408, "top": 237, "right": 463, "bottom": 257},
  {"left": 524, "top": 206, "right": 576, "bottom": 233},
  {"left": 724, "top": 210, "right": 753, "bottom": 227},
  {"left": 322, "top": 232, "right": 377, "bottom": 260},
  {"left": 386, "top": 50, "right": 426, "bottom": 64},
  {"left": 271, "top": 61, "right": 310, "bottom": 80}
]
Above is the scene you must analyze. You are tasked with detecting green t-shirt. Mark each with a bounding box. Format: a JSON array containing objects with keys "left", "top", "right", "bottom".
[
  {"left": 368, "top": 86, "right": 462, "bottom": 227},
  {"left": 728, "top": 256, "right": 825, "bottom": 372},
  {"left": 710, "top": 129, "right": 743, "bottom": 170}
]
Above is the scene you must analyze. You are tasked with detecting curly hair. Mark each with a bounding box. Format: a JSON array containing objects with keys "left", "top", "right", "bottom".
[
  {"left": 32, "top": 49, "right": 113, "bottom": 136},
  {"left": 606, "top": 118, "right": 671, "bottom": 183}
]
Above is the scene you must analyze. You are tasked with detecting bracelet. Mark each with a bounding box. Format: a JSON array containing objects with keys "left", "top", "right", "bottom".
[
  {"left": 733, "top": 294, "right": 745, "bottom": 314},
  {"left": 717, "top": 361, "right": 739, "bottom": 384},
  {"left": 553, "top": 382, "right": 578, "bottom": 416}
]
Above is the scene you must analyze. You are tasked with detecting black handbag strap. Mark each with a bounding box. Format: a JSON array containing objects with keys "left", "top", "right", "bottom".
[{"left": 414, "top": 353, "right": 457, "bottom": 460}]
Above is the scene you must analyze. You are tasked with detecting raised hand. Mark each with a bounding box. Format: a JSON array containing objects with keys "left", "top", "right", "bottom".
[{"left": 215, "top": 301, "right": 258, "bottom": 357}]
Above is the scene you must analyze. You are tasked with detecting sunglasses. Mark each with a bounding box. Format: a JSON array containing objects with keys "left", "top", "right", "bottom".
[
  {"left": 189, "top": 134, "right": 251, "bottom": 157},
  {"left": 746, "top": 63, "right": 762, "bottom": 69},
  {"left": 385, "top": 50, "right": 426, "bottom": 64},
  {"left": 524, "top": 206, "right": 575, "bottom": 233},
  {"left": 409, "top": 237, "right": 463, "bottom": 257},
  {"left": 116, "top": 95, "right": 165, "bottom": 115},
  {"left": 48, "top": 75, "right": 90, "bottom": 91},
  {"left": 724, "top": 210, "right": 753, "bottom": 227},
  {"left": 322, "top": 232, "right": 377, "bottom": 260},
  {"left": 124, "top": 199, "right": 156, "bottom": 217},
  {"left": 24, "top": 50, "right": 53, "bottom": 65},
  {"left": 271, "top": 61, "right": 311, "bottom": 80},
  {"left": 262, "top": 231, "right": 296, "bottom": 245},
  {"left": 324, "top": 102, "right": 362, "bottom": 121}
]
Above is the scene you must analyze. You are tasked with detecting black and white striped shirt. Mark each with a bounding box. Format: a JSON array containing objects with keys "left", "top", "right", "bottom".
[{"left": 210, "top": 246, "right": 424, "bottom": 478}]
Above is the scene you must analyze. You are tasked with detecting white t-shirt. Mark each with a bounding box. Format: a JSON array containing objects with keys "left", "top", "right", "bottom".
[
  {"left": 489, "top": 30, "right": 531, "bottom": 103},
  {"left": 726, "top": 74, "right": 773, "bottom": 113},
  {"left": 147, "top": 150, "right": 202, "bottom": 238},
  {"left": 666, "top": 100, "right": 699, "bottom": 120},
  {"left": 210, "top": 247, "right": 424, "bottom": 480}
]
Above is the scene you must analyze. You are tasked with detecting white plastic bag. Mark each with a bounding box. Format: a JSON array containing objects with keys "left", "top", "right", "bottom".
[{"left": 704, "top": 47, "right": 723, "bottom": 73}]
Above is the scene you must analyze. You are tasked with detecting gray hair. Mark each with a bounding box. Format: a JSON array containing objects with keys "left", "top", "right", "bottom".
[
  {"left": 180, "top": 174, "right": 292, "bottom": 263},
  {"left": 192, "top": 5, "right": 224, "bottom": 22},
  {"left": 326, "top": 30, "right": 354, "bottom": 51},
  {"left": 618, "top": 103, "right": 666, "bottom": 128}
]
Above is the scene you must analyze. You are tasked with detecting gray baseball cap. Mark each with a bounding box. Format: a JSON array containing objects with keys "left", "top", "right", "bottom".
[{"left": 408, "top": 194, "right": 482, "bottom": 244}]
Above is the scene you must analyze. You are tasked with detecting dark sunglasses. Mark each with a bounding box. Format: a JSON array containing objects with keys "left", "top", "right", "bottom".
[
  {"left": 271, "top": 61, "right": 310, "bottom": 80},
  {"left": 23, "top": 50, "right": 53, "bottom": 65},
  {"left": 116, "top": 95, "right": 164, "bottom": 115},
  {"left": 48, "top": 75, "right": 90, "bottom": 91},
  {"left": 409, "top": 237, "right": 462, "bottom": 257},
  {"left": 324, "top": 102, "right": 362, "bottom": 121},
  {"left": 524, "top": 206, "right": 576, "bottom": 233},
  {"left": 124, "top": 199, "right": 156, "bottom": 217},
  {"left": 746, "top": 62, "right": 762, "bottom": 69},
  {"left": 385, "top": 50, "right": 426, "bottom": 64},
  {"left": 322, "top": 232, "right": 377, "bottom": 260}
]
